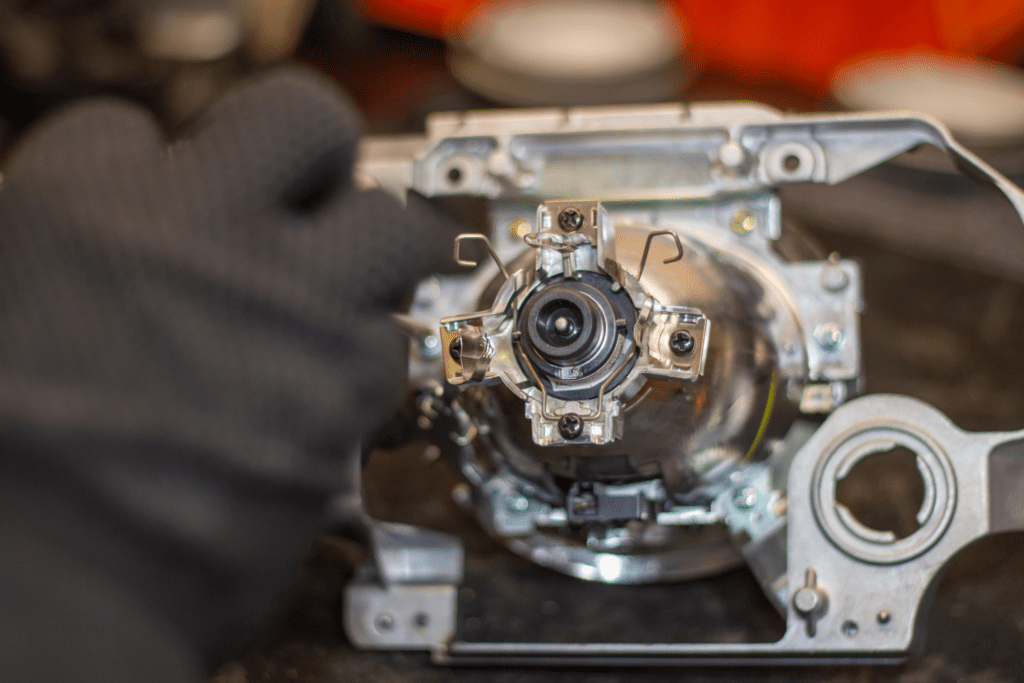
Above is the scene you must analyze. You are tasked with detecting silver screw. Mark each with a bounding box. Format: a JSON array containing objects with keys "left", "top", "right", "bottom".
[
  {"left": 506, "top": 495, "right": 530, "bottom": 513},
  {"left": 793, "top": 587, "right": 823, "bottom": 615},
  {"left": 814, "top": 322, "right": 844, "bottom": 350},
  {"left": 820, "top": 254, "right": 849, "bottom": 292},
  {"left": 719, "top": 140, "right": 746, "bottom": 169},
  {"left": 877, "top": 610, "right": 891, "bottom": 625},
  {"left": 793, "top": 567, "right": 828, "bottom": 637},
  {"left": 732, "top": 210, "right": 756, "bottom": 235},
  {"left": 842, "top": 620, "right": 859, "bottom": 637},
  {"left": 418, "top": 334, "right": 441, "bottom": 359},
  {"left": 733, "top": 487, "right": 758, "bottom": 509},
  {"left": 509, "top": 218, "right": 532, "bottom": 238}
]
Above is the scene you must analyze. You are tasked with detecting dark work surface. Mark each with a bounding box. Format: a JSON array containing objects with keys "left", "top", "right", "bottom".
[{"left": 210, "top": 224, "right": 1024, "bottom": 683}]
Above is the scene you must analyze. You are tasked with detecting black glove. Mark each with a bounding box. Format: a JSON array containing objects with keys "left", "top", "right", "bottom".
[{"left": 0, "top": 68, "right": 450, "bottom": 682}]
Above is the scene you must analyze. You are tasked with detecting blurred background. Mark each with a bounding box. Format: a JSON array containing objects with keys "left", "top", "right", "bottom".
[
  {"left": 3, "top": 0, "right": 1024, "bottom": 279},
  {"left": 1, "top": 1, "right": 1022, "bottom": 682}
]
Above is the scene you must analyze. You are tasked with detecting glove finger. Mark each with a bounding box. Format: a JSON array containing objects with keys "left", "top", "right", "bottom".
[
  {"left": 2, "top": 100, "right": 164, "bottom": 180},
  {"left": 309, "top": 312, "right": 410, "bottom": 449},
  {"left": 177, "top": 67, "right": 362, "bottom": 213},
  {"left": 292, "top": 188, "right": 456, "bottom": 310}
]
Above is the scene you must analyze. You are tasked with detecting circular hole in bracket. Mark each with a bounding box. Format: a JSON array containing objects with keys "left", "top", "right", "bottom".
[
  {"left": 835, "top": 445, "right": 925, "bottom": 540},
  {"left": 767, "top": 142, "right": 815, "bottom": 181},
  {"left": 813, "top": 427, "right": 956, "bottom": 565},
  {"left": 440, "top": 156, "right": 477, "bottom": 191}
]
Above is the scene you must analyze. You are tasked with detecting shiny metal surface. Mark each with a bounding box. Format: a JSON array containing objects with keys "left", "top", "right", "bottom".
[
  {"left": 606, "top": 224, "right": 791, "bottom": 490},
  {"left": 435, "top": 203, "right": 854, "bottom": 584},
  {"left": 475, "top": 222, "right": 794, "bottom": 484}
]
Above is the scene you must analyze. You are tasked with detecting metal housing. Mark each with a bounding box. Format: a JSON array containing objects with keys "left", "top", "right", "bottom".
[{"left": 347, "top": 102, "right": 1024, "bottom": 666}]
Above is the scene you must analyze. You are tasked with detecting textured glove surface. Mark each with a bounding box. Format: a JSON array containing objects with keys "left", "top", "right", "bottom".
[{"left": 0, "top": 68, "right": 448, "bottom": 679}]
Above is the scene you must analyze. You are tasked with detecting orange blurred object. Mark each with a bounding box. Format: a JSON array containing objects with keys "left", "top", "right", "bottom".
[
  {"left": 356, "top": 0, "right": 1024, "bottom": 93},
  {"left": 356, "top": 0, "right": 485, "bottom": 37}
]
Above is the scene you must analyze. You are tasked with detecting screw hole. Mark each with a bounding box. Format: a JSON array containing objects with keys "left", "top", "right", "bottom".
[
  {"left": 783, "top": 154, "right": 801, "bottom": 172},
  {"left": 447, "top": 166, "right": 463, "bottom": 185},
  {"left": 413, "top": 613, "right": 430, "bottom": 628},
  {"left": 842, "top": 620, "right": 859, "bottom": 637}
]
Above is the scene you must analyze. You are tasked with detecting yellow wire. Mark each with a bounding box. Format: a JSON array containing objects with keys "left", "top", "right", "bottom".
[{"left": 745, "top": 371, "right": 778, "bottom": 461}]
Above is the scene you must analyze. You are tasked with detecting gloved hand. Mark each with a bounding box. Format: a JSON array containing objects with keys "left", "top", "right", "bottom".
[{"left": 0, "top": 68, "right": 451, "bottom": 682}]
